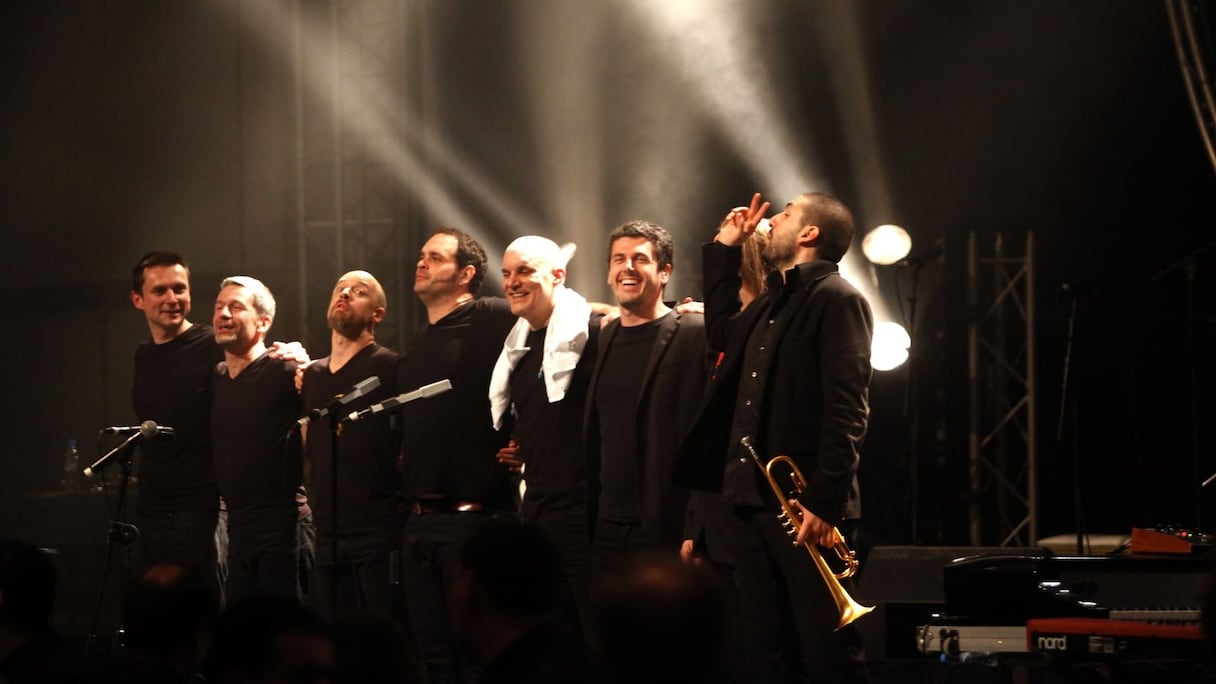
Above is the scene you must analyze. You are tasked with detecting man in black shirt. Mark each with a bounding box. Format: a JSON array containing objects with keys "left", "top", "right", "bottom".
[
  {"left": 129, "top": 252, "right": 225, "bottom": 599},
  {"left": 488, "top": 235, "right": 600, "bottom": 638},
  {"left": 129, "top": 252, "right": 308, "bottom": 606},
  {"left": 399, "top": 228, "right": 516, "bottom": 684},
  {"left": 583, "top": 221, "right": 708, "bottom": 581},
  {"left": 300, "top": 270, "right": 401, "bottom": 619},
  {"left": 211, "top": 276, "right": 303, "bottom": 603},
  {"left": 677, "top": 192, "right": 873, "bottom": 682}
]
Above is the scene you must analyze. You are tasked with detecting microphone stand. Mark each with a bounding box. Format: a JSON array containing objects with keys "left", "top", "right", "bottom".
[
  {"left": 904, "top": 261, "right": 923, "bottom": 544},
  {"left": 1155, "top": 241, "right": 1216, "bottom": 529},
  {"left": 327, "top": 403, "right": 341, "bottom": 619},
  {"left": 897, "top": 256, "right": 931, "bottom": 543},
  {"left": 1056, "top": 287, "right": 1084, "bottom": 555},
  {"left": 320, "top": 379, "right": 452, "bottom": 617},
  {"left": 310, "top": 390, "right": 353, "bottom": 620},
  {"left": 85, "top": 441, "right": 140, "bottom": 657}
]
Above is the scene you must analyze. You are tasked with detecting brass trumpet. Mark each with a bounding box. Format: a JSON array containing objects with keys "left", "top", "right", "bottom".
[{"left": 740, "top": 436, "right": 873, "bottom": 630}]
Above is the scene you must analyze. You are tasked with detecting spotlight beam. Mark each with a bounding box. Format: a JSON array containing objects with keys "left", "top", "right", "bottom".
[
  {"left": 246, "top": 0, "right": 545, "bottom": 246},
  {"left": 621, "top": 0, "right": 827, "bottom": 198}
]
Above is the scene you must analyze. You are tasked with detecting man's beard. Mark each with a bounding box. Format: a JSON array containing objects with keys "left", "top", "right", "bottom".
[{"left": 328, "top": 312, "right": 365, "bottom": 339}]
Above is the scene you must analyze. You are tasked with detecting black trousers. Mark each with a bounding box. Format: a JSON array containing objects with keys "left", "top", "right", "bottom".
[
  {"left": 311, "top": 528, "right": 397, "bottom": 621},
  {"left": 225, "top": 506, "right": 300, "bottom": 604},
  {"left": 134, "top": 505, "right": 220, "bottom": 601},
  {"left": 724, "top": 507, "right": 868, "bottom": 684},
  {"left": 591, "top": 516, "right": 660, "bottom": 588},
  {"left": 399, "top": 511, "right": 487, "bottom": 684},
  {"left": 525, "top": 508, "right": 591, "bottom": 641}
]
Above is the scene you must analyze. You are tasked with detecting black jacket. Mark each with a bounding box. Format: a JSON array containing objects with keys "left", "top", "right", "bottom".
[
  {"left": 675, "top": 242, "right": 873, "bottom": 526},
  {"left": 584, "top": 310, "right": 709, "bottom": 547}
]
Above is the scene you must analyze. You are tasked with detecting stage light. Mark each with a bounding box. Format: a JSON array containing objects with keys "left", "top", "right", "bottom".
[
  {"left": 871, "top": 320, "right": 910, "bottom": 372},
  {"left": 861, "top": 224, "right": 912, "bottom": 266}
]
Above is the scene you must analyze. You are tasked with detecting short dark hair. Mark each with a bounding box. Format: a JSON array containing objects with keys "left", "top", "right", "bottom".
[
  {"left": 459, "top": 518, "right": 560, "bottom": 618},
  {"left": 132, "top": 251, "right": 189, "bottom": 294},
  {"left": 433, "top": 228, "right": 488, "bottom": 296},
  {"left": 0, "top": 538, "right": 56, "bottom": 636},
  {"left": 798, "top": 192, "right": 855, "bottom": 263},
  {"left": 607, "top": 220, "right": 674, "bottom": 271}
]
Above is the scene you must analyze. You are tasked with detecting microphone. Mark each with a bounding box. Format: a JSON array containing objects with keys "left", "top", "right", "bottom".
[
  {"left": 346, "top": 379, "right": 453, "bottom": 422},
  {"left": 83, "top": 420, "right": 167, "bottom": 478},
  {"left": 101, "top": 424, "right": 176, "bottom": 437},
  {"left": 897, "top": 242, "right": 944, "bottom": 268},
  {"left": 298, "top": 376, "right": 381, "bottom": 426}
]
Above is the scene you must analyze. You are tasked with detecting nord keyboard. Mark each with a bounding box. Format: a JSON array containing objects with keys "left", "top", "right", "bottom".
[{"left": 1027, "top": 617, "right": 1204, "bottom": 660}]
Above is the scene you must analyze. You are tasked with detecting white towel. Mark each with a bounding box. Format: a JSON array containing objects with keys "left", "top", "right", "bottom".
[{"left": 489, "top": 286, "right": 592, "bottom": 429}]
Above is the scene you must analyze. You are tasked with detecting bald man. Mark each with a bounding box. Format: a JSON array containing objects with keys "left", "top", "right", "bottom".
[
  {"left": 300, "top": 270, "right": 402, "bottom": 619},
  {"left": 489, "top": 236, "right": 602, "bottom": 639}
]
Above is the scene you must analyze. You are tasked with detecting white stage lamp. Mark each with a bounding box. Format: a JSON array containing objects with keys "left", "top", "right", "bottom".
[
  {"left": 871, "top": 320, "right": 911, "bottom": 371},
  {"left": 861, "top": 224, "right": 911, "bottom": 266}
]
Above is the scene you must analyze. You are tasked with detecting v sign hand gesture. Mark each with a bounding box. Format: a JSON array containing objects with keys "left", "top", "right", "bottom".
[{"left": 713, "top": 192, "right": 770, "bottom": 247}]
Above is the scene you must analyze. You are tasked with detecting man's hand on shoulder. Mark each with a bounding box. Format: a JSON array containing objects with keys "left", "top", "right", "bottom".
[
  {"left": 590, "top": 303, "right": 620, "bottom": 329},
  {"left": 269, "top": 340, "right": 311, "bottom": 367},
  {"left": 674, "top": 297, "right": 704, "bottom": 315}
]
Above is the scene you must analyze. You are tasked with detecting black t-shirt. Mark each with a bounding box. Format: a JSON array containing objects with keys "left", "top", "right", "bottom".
[
  {"left": 594, "top": 317, "right": 662, "bottom": 522},
  {"left": 211, "top": 354, "right": 302, "bottom": 514},
  {"left": 398, "top": 297, "right": 516, "bottom": 506},
  {"left": 301, "top": 343, "right": 401, "bottom": 535},
  {"left": 131, "top": 324, "right": 222, "bottom": 513},
  {"left": 508, "top": 314, "right": 601, "bottom": 519}
]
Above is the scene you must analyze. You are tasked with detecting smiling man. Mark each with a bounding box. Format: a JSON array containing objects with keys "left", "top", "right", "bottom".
[
  {"left": 299, "top": 270, "right": 401, "bottom": 620},
  {"left": 129, "top": 252, "right": 225, "bottom": 601},
  {"left": 583, "top": 220, "right": 709, "bottom": 581},
  {"left": 488, "top": 235, "right": 601, "bottom": 640},
  {"left": 210, "top": 276, "right": 303, "bottom": 603}
]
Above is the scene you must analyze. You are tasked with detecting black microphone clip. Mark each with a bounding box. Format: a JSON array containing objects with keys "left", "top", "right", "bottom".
[
  {"left": 83, "top": 420, "right": 172, "bottom": 478},
  {"left": 897, "top": 242, "right": 944, "bottom": 268},
  {"left": 299, "top": 376, "right": 382, "bottom": 426},
  {"left": 345, "top": 379, "right": 452, "bottom": 422}
]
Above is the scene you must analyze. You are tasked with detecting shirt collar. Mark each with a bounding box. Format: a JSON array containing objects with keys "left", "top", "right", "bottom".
[{"left": 772, "top": 260, "right": 839, "bottom": 293}]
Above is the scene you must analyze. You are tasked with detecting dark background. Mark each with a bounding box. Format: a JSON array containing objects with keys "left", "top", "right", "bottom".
[{"left": 1, "top": 0, "right": 1214, "bottom": 559}]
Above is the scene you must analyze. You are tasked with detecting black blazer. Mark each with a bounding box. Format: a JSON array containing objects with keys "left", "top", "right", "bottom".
[
  {"left": 584, "top": 310, "right": 709, "bottom": 547},
  {"left": 675, "top": 243, "right": 873, "bottom": 526}
]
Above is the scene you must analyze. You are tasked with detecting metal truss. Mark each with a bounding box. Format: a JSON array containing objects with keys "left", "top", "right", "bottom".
[
  {"left": 967, "top": 231, "right": 1037, "bottom": 547},
  {"left": 292, "top": 0, "right": 416, "bottom": 354},
  {"left": 1167, "top": 0, "right": 1216, "bottom": 178}
]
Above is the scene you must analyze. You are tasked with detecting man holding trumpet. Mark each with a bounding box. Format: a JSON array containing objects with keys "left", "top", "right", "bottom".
[{"left": 677, "top": 191, "right": 874, "bottom": 683}]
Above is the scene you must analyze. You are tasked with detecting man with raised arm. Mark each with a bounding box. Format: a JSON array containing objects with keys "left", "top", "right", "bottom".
[{"left": 677, "top": 192, "right": 874, "bottom": 682}]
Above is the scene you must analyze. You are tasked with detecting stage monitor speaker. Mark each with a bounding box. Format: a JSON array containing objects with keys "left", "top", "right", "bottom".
[{"left": 856, "top": 545, "right": 1046, "bottom": 661}]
